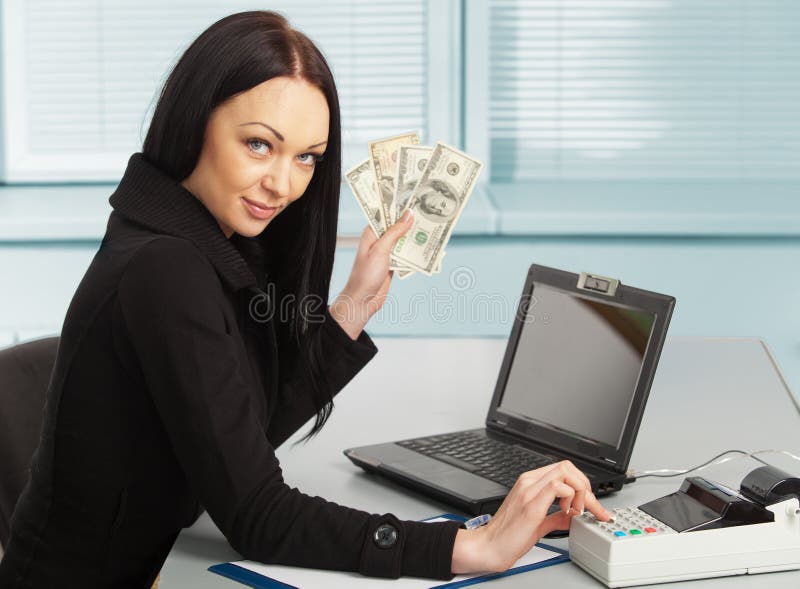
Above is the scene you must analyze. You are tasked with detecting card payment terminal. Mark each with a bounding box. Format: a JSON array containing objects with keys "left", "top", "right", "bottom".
[{"left": 569, "top": 465, "right": 800, "bottom": 587}]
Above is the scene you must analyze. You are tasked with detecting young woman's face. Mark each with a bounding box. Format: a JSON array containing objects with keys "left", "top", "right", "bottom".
[{"left": 181, "top": 76, "right": 330, "bottom": 238}]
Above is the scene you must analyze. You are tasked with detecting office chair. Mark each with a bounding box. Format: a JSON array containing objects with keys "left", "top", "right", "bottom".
[
  {"left": 0, "top": 336, "right": 59, "bottom": 554},
  {"left": 0, "top": 337, "right": 162, "bottom": 588}
]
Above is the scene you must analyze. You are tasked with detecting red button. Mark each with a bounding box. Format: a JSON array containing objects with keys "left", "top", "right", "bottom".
[{"left": 644, "top": 527, "right": 657, "bottom": 533}]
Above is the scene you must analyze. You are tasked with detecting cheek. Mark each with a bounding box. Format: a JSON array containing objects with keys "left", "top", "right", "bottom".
[
  {"left": 204, "top": 143, "right": 244, "bottom": 193},
  {"left": 231, "top": 162, "right": 268, "bottom": 194},
  {"left": 291, "top": 169, "right": 316, "bottom": 199}
]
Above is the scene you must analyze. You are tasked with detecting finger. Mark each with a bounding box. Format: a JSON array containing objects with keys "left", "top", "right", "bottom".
[
  {"left": 573, "top": 488, "right": 586, "bottom": 516},
  {"left": 567, "top": 479, "right": 586, "bottom": 515},
  {"left": 555, "top": 482, "right": 576, "bottom": 514},
  {"left": 515, "top": 461, "right": 563, "bottom": 487},
  {"left": 551, "top": 481, "right": 577, "bottom": 517},
  {"left": 552, "top": 460, "right": 591, "bottom": 487},
  {"left": 358, "top": 225, "right": 379, "bottom": 256},
  {"left": 529, "top": 468, "right": 589, "bottom": 513},
  {"left": 583, "top": 490, "right": 612, "bottom": 521},
  {"left": 553, "top": 462, "right": 592, "bottom": 513},
  {"left": 516, "top": 461, "right": 592, "bottom": 514},
  {"left": 518, "top": 458, "right": 584, "bottom": 483},
  {"left": 538, "top": 510, "right": 573, "bottom": 537},
  {"left": 375, "top": 210, "right": 414, "bottom": 253},
  {"left": 552, "top": 461, "right": 608, "bottom": 520},
  {"left": 575, "top": 468, "right": 593, "bottom": 494},
  {"left": 560, "top": 464, "right": 593, "bottom": 515},
  {"left": 523, "top": 479, "right": 575, "bottom": 516}
]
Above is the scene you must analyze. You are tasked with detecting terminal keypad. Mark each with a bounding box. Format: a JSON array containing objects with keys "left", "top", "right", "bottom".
[{"left": 577, "top": 506, "right": 676, "bottom": 539}]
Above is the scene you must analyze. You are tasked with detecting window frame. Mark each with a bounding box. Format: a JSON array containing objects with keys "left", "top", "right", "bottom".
[{"left": 462, "top": 0, "right": 491, "bottom": 182}]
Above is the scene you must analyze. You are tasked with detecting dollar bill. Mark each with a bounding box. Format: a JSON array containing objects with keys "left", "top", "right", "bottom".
[
  {"left": 390, "top": 146, "right": 439, "bottom": 278},
  {"left": 390, "top": 255, "right": 442, "bottom": 274},
  {"left": 391, "top": 247, "right": 445, "bottom": 275},
  {"left": 346, "top": 158, "right": 423, "bottom": 275},
  {"left": 390, "top": 253, "right": 416, "bottom": 276},
  {"left": 395, "top": 145, "right": 433, "bottom": 221},
  {"left": 390, "top": 260, "right": 411, "bottom": 270},
  {"left": 368, "top": 131, "right": 419, "bottom": 229},
  {"left": 392, "top": 142, "right": 483, "bottom": 276},
  {"left": 345, "top": 158, "right": 385, "bottom": 238}
]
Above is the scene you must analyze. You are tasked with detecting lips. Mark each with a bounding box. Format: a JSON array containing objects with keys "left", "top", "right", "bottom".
[{"left": 242, "top": 196, "right": 278, "bottom": 220}]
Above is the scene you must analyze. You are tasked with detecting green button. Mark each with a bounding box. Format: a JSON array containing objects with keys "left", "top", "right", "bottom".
[{"left": 629, "top": 529, "right": 642, "bottom": 535}]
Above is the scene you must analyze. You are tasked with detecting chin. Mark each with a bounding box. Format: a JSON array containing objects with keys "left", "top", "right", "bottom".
[
  {"left": 235, "top": 221, "right": 272, "bottom": 238},
  {"left": 236, "top": 225, "right": 267, "bottom": 237}
]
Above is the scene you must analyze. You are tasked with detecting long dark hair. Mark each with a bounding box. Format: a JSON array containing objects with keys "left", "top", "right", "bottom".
[{"left": 143, "top": 11, "right": 342, "bottom": 439}]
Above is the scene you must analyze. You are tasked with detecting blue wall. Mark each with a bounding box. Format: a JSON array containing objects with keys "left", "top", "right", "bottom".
[{"left": 1, "top": 179, "right": 798, "bottom": 399}]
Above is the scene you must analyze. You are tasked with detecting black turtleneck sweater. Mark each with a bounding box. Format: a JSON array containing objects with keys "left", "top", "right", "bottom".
[{"left": 0, "top": 154, "right": 460, "bottom": 588}]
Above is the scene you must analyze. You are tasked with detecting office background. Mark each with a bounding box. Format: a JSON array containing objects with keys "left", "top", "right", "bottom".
[{"left": 0, "top": 0, "right": 798, "bottom": 399}]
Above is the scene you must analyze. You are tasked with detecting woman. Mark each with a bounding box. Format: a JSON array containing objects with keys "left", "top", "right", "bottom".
[{"left": 0, "top": 11, "right": 608, "bottom": 587}]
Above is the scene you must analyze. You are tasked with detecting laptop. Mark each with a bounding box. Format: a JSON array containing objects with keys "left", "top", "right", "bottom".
[{"left": 344, "top": 264, "right": 676, "bottom": 516}]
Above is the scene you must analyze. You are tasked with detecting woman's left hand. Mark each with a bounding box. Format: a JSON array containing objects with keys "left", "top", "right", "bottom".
[{"left": 329, "top": 210, "right": 414, "bottom": 339}]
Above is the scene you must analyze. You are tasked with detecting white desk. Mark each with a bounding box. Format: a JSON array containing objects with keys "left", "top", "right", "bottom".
[{"left": 160, "top": 337, "right": 800, "bottom": 588}]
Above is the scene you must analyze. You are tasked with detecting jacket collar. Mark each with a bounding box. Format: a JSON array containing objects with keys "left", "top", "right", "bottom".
[{"left": 109, "top": 153, "right": 258, "bottom": 292}]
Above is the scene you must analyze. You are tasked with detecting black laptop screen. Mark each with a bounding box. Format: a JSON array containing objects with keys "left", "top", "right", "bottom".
[{"left": 497, "top": 283, "right": 656, "bottom": 449}]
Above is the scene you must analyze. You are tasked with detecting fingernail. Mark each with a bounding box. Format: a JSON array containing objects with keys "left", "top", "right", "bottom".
[{"left": 402, "top": 210, "right": 413, "bottom": 222}]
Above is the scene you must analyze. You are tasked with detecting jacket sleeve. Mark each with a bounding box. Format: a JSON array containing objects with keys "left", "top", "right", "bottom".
[
  {"left": 264, "top": 300, "right": 378, "bottom": 447},
  {"left": 116, "top": 238, "right": 460, "bottom": 579}
]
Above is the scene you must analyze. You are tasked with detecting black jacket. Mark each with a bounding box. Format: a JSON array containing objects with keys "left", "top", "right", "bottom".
[{"left": 0, "top": 154, "right": 460, "bottom": 588}]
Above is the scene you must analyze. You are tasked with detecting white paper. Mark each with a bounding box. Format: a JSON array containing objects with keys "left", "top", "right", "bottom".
[{"left": 223, "top": 518, "right": 564, "bottom": 589}]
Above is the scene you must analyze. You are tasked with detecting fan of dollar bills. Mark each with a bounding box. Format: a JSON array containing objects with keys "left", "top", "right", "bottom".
[{"left": 345, "top": 132, "right": 483, "bottom": 279}]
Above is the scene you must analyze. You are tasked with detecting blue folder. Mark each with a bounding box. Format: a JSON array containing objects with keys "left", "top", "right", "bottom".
[{"left": 208, "top": 513, "right": 570, "bottom": 589}]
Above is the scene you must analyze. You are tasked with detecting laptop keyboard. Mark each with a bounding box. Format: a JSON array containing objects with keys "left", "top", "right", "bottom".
[{"left": 397, "top": 430, "right": 558, "bottom": 488}]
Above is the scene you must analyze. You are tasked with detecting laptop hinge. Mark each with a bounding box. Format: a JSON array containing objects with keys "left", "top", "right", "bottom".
[{"left": 486, "top": 421, "right": 624, "bottom": 473}]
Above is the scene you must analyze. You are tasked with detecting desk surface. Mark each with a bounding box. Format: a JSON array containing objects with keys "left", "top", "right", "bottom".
[{"left": 160, "top": 337, "right": 800, "bottom": 588}]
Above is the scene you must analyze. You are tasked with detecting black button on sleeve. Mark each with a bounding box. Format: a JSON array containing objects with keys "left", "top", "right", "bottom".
[
  {"left": 373, "top": 523, "right": 398, "bottom": 548},
  {"left": 357, "top": 513, "right": 462, "bottom": 579},
  {"left": 359, "top": 514, "right": 405, "bottom": 578}
]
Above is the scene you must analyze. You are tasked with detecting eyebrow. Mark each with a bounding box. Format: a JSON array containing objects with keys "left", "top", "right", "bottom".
[{"left": 238, "top": 122, "right": 327, "bottom": 150}]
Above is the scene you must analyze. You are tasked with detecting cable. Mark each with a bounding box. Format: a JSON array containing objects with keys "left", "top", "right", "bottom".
[
  {"left": 633, "top": 450, "right": 759, "bottom": 479},
  {"left": 630, "top": 449, "right": 800, "bottom": 479}
]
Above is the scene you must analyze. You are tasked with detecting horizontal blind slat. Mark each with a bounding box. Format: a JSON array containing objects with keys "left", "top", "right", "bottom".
[
  {"left": 489, "top": 0, "right": 800, "bottom": 181},
  {"left": 14, "top": 0, "right": 428, "bottom": 180}
]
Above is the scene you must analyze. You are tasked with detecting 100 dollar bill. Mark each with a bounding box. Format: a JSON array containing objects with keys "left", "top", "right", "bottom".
[
  {"left": 392, "top": 143, "right": 483, "bottom": 275},
  {"left": 348, "top": 157, "right": 418, "bottom": 274},
  {"left": 345, "top": 159, "right": 385, "bottom": 238},
  {"left": 368, "top": 131, "right": 419, "bottom": 229},
  {"left": 391, "top": 145, "right": 440, "bottom": 277},
  {"left": 395, "top": 145, "right": 433, "bottom": 221}
]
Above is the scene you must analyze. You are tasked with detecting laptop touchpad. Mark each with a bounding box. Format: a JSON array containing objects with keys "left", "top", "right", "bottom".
[{"left": 384, "top": 454, "right": 508, "bottom": 501}]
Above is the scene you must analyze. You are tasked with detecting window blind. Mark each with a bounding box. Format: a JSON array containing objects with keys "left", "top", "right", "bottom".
[
  {"left": 3, "top": 0, "right": 428, "bottom": 182},
  {"left": 489, "top": 0, "right": 800, "bottom": 181}
]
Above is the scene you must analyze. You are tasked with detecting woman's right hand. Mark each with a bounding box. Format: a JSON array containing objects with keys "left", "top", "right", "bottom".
[{"left": 451, "top": 460, "right": 611, "bottom": 574}]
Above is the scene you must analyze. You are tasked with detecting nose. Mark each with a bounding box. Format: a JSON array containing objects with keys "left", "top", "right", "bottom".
[{"left": 262, "top": 158, "right": 291, "bottom": 201}]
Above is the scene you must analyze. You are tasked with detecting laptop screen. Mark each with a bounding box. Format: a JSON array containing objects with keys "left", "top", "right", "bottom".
[{"left": 497, "top": 282, "right": 657, "bottom": 450}]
